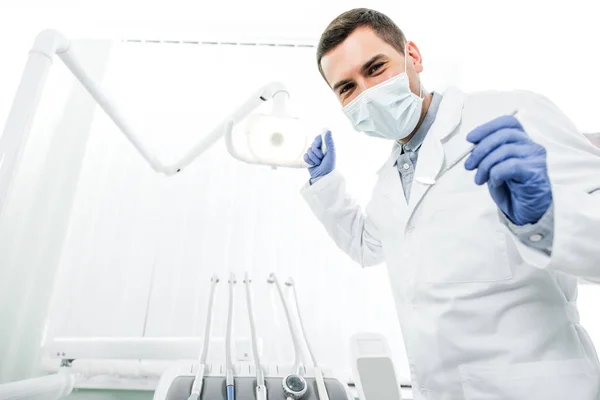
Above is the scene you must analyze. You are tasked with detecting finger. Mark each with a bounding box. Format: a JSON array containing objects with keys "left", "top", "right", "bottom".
[
  {"left": 309, "top": 145, "right": 323, "bottom": 161},
  {"left": 465, "top": 127, "right": 531, "bottom": 170},
  {"left": 304, "top": 153, "right": 315, "bottom": 166},
  {"left": 313, "top": 145, "right": 324, "bottom": 160},
  {"left": 488, "top": 157, "right": 531, "bottom": 187},
  {"left": 474, "top": 143, "right": 533, "bottom": 185},
  {"left": 466, "top": 115, "right": 524, "bottom": 144},
  {"left": 306, "top": 148, "right": 321, "bottom": 165},
  {"left": 311, "top": 134, "right": 323, "bottom": 151},
  {"left": 323, "top": 130, "right": 335, "bottom": 154}
]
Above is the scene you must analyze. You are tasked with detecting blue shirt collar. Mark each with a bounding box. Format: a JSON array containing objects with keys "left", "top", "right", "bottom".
[{"left": 399, "top": 91, "right": 443, "bottom": 153}]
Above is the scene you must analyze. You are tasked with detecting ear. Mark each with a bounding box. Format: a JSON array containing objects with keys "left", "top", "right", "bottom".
[{"left": 406, "top": 41, "right": 424, "bottom": 73}]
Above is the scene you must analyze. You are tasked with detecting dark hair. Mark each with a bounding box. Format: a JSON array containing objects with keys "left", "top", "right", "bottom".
[{"left": 317, "top": 8, "right": 406, "bottom": 80}]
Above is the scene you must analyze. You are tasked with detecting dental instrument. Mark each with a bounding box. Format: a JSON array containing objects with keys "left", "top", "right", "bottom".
[
  {"left": 244, "top": 273, "right": 267, "bottom": 400},
  {"left": 187, "top": 274, "right": 220, "bottom": 400},
  {"left": 149, "top": 272, "right": 354, "bottom": 400},
  {"left": 461, "top": 109, "right": 520, "bottom": 163},
  {"left": 287, "top": 277, "right": 330, "bottom": 400},
  {"left": 268, "top": 273, "right": 308, "bottom": 400},
  {"left": 458, "top": 109, "right": 520, "bottom": 168},
  {"left": 415, "top": 110, "right": 519, "bottom": 185},
  {"left": 226, "top": 273, "right": 236, "bottom": 400},
  {"left": 268, "top": 273, "right": 305, "bottom": 376},
  {"left": 0, "top": 30, "right": 309, "bottom": 221}
]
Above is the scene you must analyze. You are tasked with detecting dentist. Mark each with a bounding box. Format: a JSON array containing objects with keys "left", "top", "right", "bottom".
[{"left": 301, "top": 8, "right": 600, "bottom": 400}]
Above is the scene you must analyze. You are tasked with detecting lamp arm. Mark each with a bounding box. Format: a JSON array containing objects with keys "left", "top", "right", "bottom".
[
  {"left": 0, "top": 29, "right": 294, "bottom": 219},
  {"left": 58, "top": 33, "right": 290, "bottom": 175},
  {"left": 167, "top": 83, "right": 287, "bottom": 175}
]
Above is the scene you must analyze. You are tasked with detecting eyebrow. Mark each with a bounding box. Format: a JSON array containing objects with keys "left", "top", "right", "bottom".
[
  {"left": 332, "top": 79, "right": 352, "bottom": 92},
  {"left": 331, "top": 54, "right": 387, "bottom": 92},
  {"left": 361, "top": 54, "right": 386, "bottom": 74}
]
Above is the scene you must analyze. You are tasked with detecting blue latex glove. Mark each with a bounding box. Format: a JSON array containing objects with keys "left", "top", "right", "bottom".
[
  {"left": 464, "top": 115, "right": 552, "bottom": 226},
  {"left": 304, "top": 130, "right": 336, "bottom": 180}
]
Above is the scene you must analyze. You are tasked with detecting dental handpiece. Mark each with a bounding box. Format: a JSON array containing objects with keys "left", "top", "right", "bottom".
[
  {"left": 226, "top": 273, "right": 236, "bottom": 400},
  {"left": 269, "top": 273, "right": 305, "bottom": 375},
  {"left": 188, "top": 274, "right": 220, "bottom": 400},
  {"left": 287, "top": 278, "right": 330, "bottom": 400},
  {"left": 269, "top": 273, "right": 311, "bottom": 400},
  {"left": 244, "top": 273, "right": 267, "bottom": 400}
]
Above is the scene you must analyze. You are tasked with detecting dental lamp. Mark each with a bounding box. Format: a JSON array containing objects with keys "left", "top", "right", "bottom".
[{"left": 0, "top": 30, "right": 309, "bottom": 219}]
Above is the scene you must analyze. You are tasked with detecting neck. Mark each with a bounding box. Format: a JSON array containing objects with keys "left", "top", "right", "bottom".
[{"left": 398, "top": 91, "right": 433, "bottom": 145}]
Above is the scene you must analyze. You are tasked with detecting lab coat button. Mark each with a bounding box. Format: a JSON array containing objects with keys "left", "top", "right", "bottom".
[
  {"left": 403, "top": 163, "right": 410, "bottom": 170},
  {"left": 529, "top": 233, "right": 543, "bottom": 242}
]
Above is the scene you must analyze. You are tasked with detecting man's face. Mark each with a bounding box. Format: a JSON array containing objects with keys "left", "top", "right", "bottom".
[{"left": 320, "top": 26, "right": 423, "bottom": 107}]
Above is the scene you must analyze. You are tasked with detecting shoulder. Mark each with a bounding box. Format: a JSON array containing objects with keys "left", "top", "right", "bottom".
[
  {"left": 461, "top": 88, "right": 542, "bottom": 114},
  {"left": 461, "top": 88, "right": 598, "bottom": 158},
  {"left": 453, "top": 88, "right": 567, "bottom": 135}
]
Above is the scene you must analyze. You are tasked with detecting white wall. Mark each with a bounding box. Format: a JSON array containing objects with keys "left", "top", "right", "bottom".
[
  {"left": 43, "top": 40, "right": 406, "bottom": 380},
  {"left": 1, "top": 0, "right": 600, "bottom": 386}
]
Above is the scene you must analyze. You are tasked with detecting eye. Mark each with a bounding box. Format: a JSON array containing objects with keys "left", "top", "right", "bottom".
[
  {"left": 368, "top": 62, "right": 384, "bottom": 75},
  {"left": 339, "top": 83, "right": 354, "bottom": 96}
]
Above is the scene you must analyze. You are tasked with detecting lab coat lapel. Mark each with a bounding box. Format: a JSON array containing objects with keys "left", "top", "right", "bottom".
[{"left": 408, "top": 87, "right": 466, "bottom": 217}]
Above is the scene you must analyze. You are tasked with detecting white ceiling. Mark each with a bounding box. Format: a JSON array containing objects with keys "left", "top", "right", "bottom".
[
  {"left": 1, "top": 0, "right": 597, "bottom": 43},
  {"left": 1, "top": 0, "right": 599, "bottom": 130}
]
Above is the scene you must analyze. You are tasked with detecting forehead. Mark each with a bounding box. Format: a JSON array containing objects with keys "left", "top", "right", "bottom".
[{"left": 320, "top": 26, "right": 402, "bottom": 86}]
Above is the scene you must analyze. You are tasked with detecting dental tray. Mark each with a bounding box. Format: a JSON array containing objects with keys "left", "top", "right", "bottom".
[
  {"left": 153, "top": 364, "right": 353, "bottom": 400},
  {"left": 161, "top": 376, "right": 350, "bottom": 399}
]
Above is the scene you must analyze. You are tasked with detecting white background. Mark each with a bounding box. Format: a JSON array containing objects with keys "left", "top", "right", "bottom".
[{"left": 1, "top": 0, "right": 600, "bottom": 387}]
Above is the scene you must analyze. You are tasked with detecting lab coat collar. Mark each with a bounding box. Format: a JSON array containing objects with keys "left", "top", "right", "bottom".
[
  {"left": 375, "top": 86, "right": 466, "bottom": 219},
  {"left": 408, "top": 86, "right": 465, "bottom": 215},
  {"left": 378, "top": 87, "right": 465, "bottom": 172}
]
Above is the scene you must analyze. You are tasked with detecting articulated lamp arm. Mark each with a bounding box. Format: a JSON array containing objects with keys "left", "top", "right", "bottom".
[{"left": 0, "top": 29, "right": 290, "bottom": 218}]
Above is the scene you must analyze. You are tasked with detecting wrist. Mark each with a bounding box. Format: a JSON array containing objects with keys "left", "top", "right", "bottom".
[{"left": 309, "top": 170, "right": 333, "bottom": 184}]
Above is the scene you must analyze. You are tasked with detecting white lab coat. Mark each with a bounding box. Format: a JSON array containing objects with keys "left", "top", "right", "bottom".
[{"left": 301, "top": 87, "right": 600, "bottom": 400}]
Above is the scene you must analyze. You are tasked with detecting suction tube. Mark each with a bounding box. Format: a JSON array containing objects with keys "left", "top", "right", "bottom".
[
  {"left": 187, "top": 274, "right": 220, "bottom": 400},
  {"left": 287, "top": 278, "right": 330, "bottom": 400},
  {"left": 244, "top": 273, "right": 267, "bottom": 400},
  {"left": 226, "top": 273, "right": 236, "bottom": 400}
]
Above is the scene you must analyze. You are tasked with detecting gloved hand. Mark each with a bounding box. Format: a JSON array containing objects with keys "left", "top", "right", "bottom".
[
  {"left": 464, "top": 115, "right": 552, "bottom": 226},
  {"left": 304, "top": 130, "right": 336, "bottom": 180}
]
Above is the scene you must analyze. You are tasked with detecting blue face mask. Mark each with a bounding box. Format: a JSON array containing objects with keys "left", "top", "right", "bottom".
[{"left": 342, "top": 47, "right": 424, "bottom": 140}]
